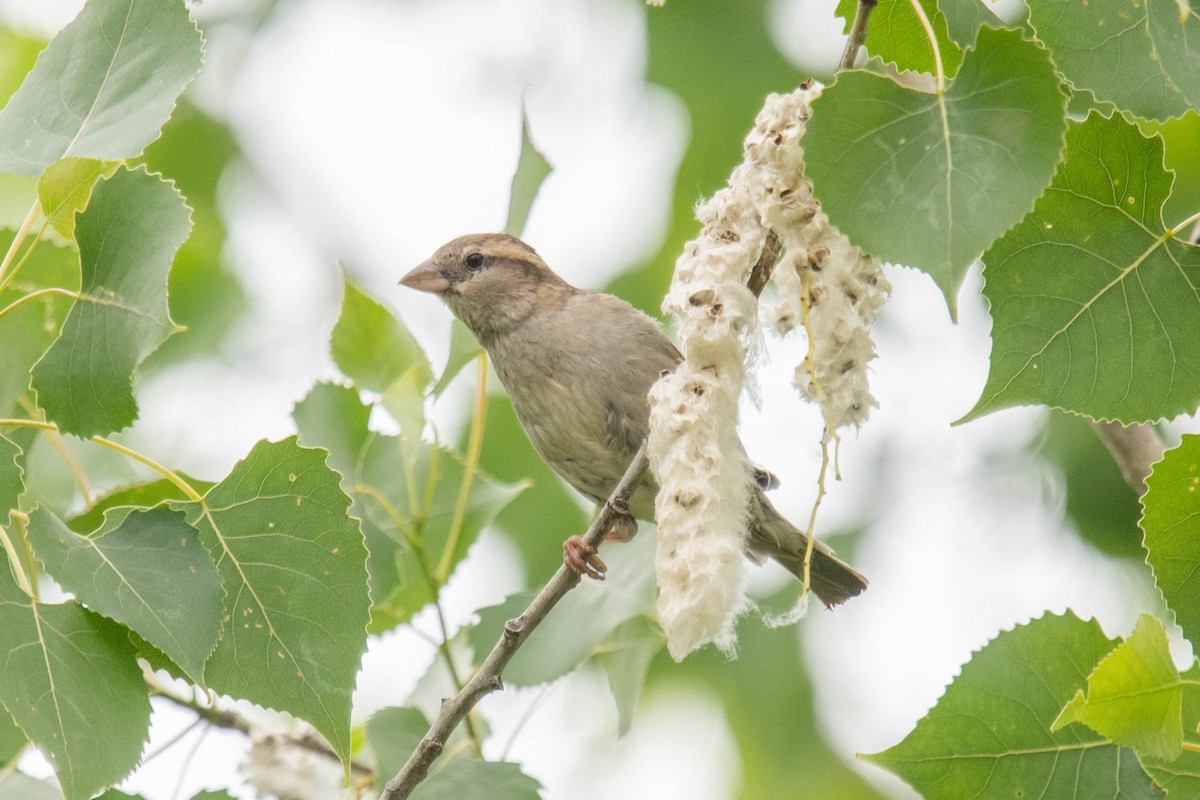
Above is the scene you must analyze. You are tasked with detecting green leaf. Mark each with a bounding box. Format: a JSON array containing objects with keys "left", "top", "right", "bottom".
[
  {"left": 188, "top": 792, "right": 236, "bottom": 800},
  {"left": 503, "top": 103, "right": 552, "bottom": 238},
  {"left": 1052, "top": 614, "right": 1182, "bottom": 760},
  {"left": 332, "top": 276, "right": 432, "bottom": 395},
  {"left": 595, "top": 615, "right": 665, "bottom": 735},
  {"left": 0, "top": 0, "right": 203, "bottom": 175},
  {"left": 366, "top": 706, "right": 429, "bottom": 786},
  {"left": 25, "top": 505, "right": 222, "bottom": 686},
  {"left": 0, "top": 705, "right": 24, "bottom": 766},
  {"left": 939, "top": 0, "right": 1005, "bottom": 48},
  {"left": 805, "top": 26, "right": 1067, "bottom": 314},
  {"left": 31, "top": 166, "right": 190, "bottom": 437},
  {"left": 431, "top": 318, "right": 483, "bottom": 398},
  {"left": 294, "top": 386, "right": 524, "bottom": 632},
  {"left": 66, "top": 473, "right": 216, "bottom": 534},
  {"left": 1142, "top": 434, "right": 1200, "bottom": 644},
  {"left": 835, "top": 0, "right": 963, "bottom": 75},
  {"left": 1141, "top": 665, "right": 1200, "bottom": 796},
  {"left": 0, "top": 432, "right": 23, "bottom": 517},
  {"left": 174, "top": 437, "right": 369, "bottom": 768},
  {"left": 37, "top": 157, "right": 118, "bottom": 240},
  {"left": 962, "top": 113, "right": 1200, "bottom": 424},
  {"left": 865, "top": 612, "right": 1162, "bottom": 800},
  {"left": 1027, "top": 0, "right": 1200, "bottom": 121},
  {"left": 469, "top": 529, "right": 656, "bottom": 686},
  {"left": 0, "top": 773, "right": 61, "bottom": 800},
  {"left": 0, "top": 232, "right": 77, "bottom": 417},
  {"left": 0, "top": 550, "right": 150, "bottom": 800},
  {"left": 409, "top": 759, "right": 542, "bottom": 800}
]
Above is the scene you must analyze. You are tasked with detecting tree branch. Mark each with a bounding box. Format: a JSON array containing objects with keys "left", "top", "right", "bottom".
[
  {"left": 381, "top": 441, "right": 651, "bottom": 800},
  {"left": 1090, "top": 421, "right": 1164, "bottom": 496},
  {"left": 839, "top": 0, "right": 878, "bottom": 71}
]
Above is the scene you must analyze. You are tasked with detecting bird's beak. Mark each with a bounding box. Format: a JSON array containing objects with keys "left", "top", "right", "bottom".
[{"left": 400, "top": 260, "right": 451, "bottom": 293}]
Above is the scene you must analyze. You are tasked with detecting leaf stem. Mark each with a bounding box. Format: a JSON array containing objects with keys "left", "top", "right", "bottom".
[
  {"left": 16, "top": 396, "right": 93, "bottom": 507},
  {"left": 437, "top": 354, "right": 489, "bottom": 582},
  {"left": 0, "top": 287, "right": 81, "bottom": 321},
  {"left": 907, "top": 0, "right": 945, "bottom": 91},
  {"left": 839, "top": 0, "right": 878, "bottom": 71},
  {"left": 1170, "top": 208, "right": 1200, "bottom": 238},
  {"left": 89, "top": 436, "right": 205, "bottom": 502},
  {"left": 0, "top": 200, "right": 41, "bottom": 290}
]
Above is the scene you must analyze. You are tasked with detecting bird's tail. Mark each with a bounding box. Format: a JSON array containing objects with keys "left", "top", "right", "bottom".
[{"left": 747, "top": 488, "right": 868, "bottom": 607}]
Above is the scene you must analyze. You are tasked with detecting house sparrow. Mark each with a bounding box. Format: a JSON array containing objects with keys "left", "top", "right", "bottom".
[{"left": 401, "top": 233, "right": 867, "bottom": 607}]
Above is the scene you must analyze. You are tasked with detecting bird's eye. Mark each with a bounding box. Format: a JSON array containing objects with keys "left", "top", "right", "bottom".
[{"left": 465, "top": 252, "right": 484, "bottom": 270}]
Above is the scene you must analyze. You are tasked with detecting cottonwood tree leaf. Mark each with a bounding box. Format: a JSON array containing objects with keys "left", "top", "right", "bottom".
[
  {"left": 595, "top": 615, "right": 665, "bottom": 736},
  {"left": 366, "top": 706, "right": 428, "bottom": 787},
  {"left": 37, "top": 157, "right": 118, "bottom": 240},
  {"left": 835, "top": 0, "right": 964, "bottom": 75},
  {"left": 431, "top": 318, "right": 483, "bottom": 398},
  {"left": 294, "top": 383, "right": 524, "bottom": 632},
  {"left": 0, "top": 0, "right": 202, "bottom": 175},
  {"left": 805, "top": 26, "right": 1067, "bottom": 314},
  {"left": 1141, "top": 666, "right": 1200, "bottom": 796},
  {"left": 409, "top": 759, "right": 542, "bottom": 800},
  {"left": 469, "top": 529, "right": 656, "bottom": 686},
  {"left": 939, "top": 0, "right": 1004, "bottom": 47},
  {"left": 0, "top": 706, "right": 24, "bottom": 766},
  {"left": 174, "top": 437, "right": 369, "bottom": 768},
  {"left": 188, "top": 792, "right": 236, "bottom": 800},
  {"left": 0, "top": 433, "right": 22, "bottom": 517},
  {"left": 865, "top": 612, "right": 1162, "bottom": 800},
  {"left": 31, "top": 167, "right": 190, "bottom": 437},
  {"left": 962, "top": 114, "right": 1200, "bottom": 424},
  {"left": 1027, "top": 0, "right": 1200, "bottom": 121},
  {"left": 1053, "top": 614, "right": 1183, "bottom": 760},
  {"left": 0, "top": 232, "right": 77, "bottom": 417},
  {"left": 1142, "top": 434, "right": 1200, "bottom": 645},
  {"left": 0, "top": 550, "right": 150, "bottom": 800},
  {"left": 0, "top": 773, "right": 61, "bottom": 800},
  {"left": 332, "top": 276, "right": 432, "bottom": 394},
  {"left": 503, "top": 102, "right": 552, "bottom": 238},
  {"left": 65, "top": 473, "right": 215, "bottom": 534},
  {"left": 25, "top": 505, "right": 222, "bottom": 687}
]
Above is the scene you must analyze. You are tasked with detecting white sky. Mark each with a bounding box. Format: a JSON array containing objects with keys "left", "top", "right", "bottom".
[{"left": 0, "top": 1, "right": 1181, "bottom": 799}]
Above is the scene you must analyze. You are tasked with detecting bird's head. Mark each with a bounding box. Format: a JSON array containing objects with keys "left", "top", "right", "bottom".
[{"left": 401, "top": 232, "right": 571, "bottom": 344}]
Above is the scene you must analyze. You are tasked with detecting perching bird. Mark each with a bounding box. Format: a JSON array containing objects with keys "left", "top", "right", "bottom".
[{"left": 401, "top": 233, "right": 867, "bottom": 607}]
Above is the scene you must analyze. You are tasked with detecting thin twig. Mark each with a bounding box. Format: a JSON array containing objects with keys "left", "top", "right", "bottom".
[
  {"left": 1090, "top": 421, "right": 1164, "bottom": 496},
  {"left": 380, "top": 441, "right": 651, "bottom": 800},
  {"left": 839, "top": 0, "right": 878, "bottom": 71}
]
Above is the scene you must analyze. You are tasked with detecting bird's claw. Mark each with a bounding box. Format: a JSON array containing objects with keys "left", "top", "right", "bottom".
[{"left": 564, "top": 535, "right": 607, "bottom": 580}]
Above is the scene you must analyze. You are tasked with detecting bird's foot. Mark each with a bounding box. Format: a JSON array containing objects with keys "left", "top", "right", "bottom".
[
  {"left": 563, "top": 535, "right": 607, "bottom": 580},
  {"left": 603, "top": 513, "right": 638, "bottom": 543}
]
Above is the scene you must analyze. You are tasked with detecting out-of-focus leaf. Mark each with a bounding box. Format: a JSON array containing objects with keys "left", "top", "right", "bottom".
[
  {"left": 295, "top": 383, "right": 524, "bottom": 632},
  {"left": 139, "top": 101, "right": 247, "bottom": 366},
  {"left": 0, "top": 550, "right": 150, "bottom": 800},
  {"left": 174, "top": 437, "right": 369, "bottom": 768},
  {"left": 962, "top": 114, "right": 1200, "bottom": 424},
  {"left": 188, "top": 792, "right": 236, "bottom": 800},
  {"left": 0, "top": 772, "right": 61, "bottom": 800},
  {"left": 0, "top": 232, "right": 77, "bottom": 418},
  {"left": 366, "top": 706, "right": 428, "bottom": 787},
  {"left": 26, "top": 505, "right": 222, "bottom": 687},
  {"left": 1142, "top": 434, "right": 1200, "bottom": 646},
  {"left": 0, "top": 433, "right": 22, "bottom": 517},
  {"left": 95, "top": 792, "right": 146, "bottom": 800},
  {"left": 939, "top": 0, "right": 1004, "bottom": 47},
  {"left": 333, "top": 276, "right": 432, "bottom": 394},
  {"left": 503, "top": 103, "right": 552, "bottom": 238},
  {"left": 409, "top": 759, "right": 541, "bottom": 800},
  {"left": 469, "top": 529, "right": 656, "bottom": 686},
  {"left": 0, "top": 0, "right": 203, "bottom": 175},
  {"left": 37, "top": 157, "right": 118, "bottom": 240},
  {"left": 835, "top": 0, "right": 963, "bottom": 75},
  {"left": 66, "top": 474, "right": 216, "bottom": 534},
  {"left": 595, "top": 615, "right": 664, "bottom": 735},
  {"left": 431, "top": 319, "right": 482, "bottom": 398},
  {"left": 806, "top": 27, "right": 1067, "bottom": 315},
  {"left": 1039, "top": 412, "right": 1143, "bottom": 558},
  {"left": 1146, "top": 112, "right": 1200, "bottom": 225},
  {"left": 865, "top": 612, "right": 1161, "bottom": 800},
  {"left": 1053, "top": 614, "right": 1181, "bottom": 760},
  {"left": 0, "top": 27, "right": 43, "bottom": 230},
  {"left": 1027, "top": 0, "right": 1200, "bottom": 121},
  {"left": 31, "top": 167, "right": 190, "bottom": 437}
]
